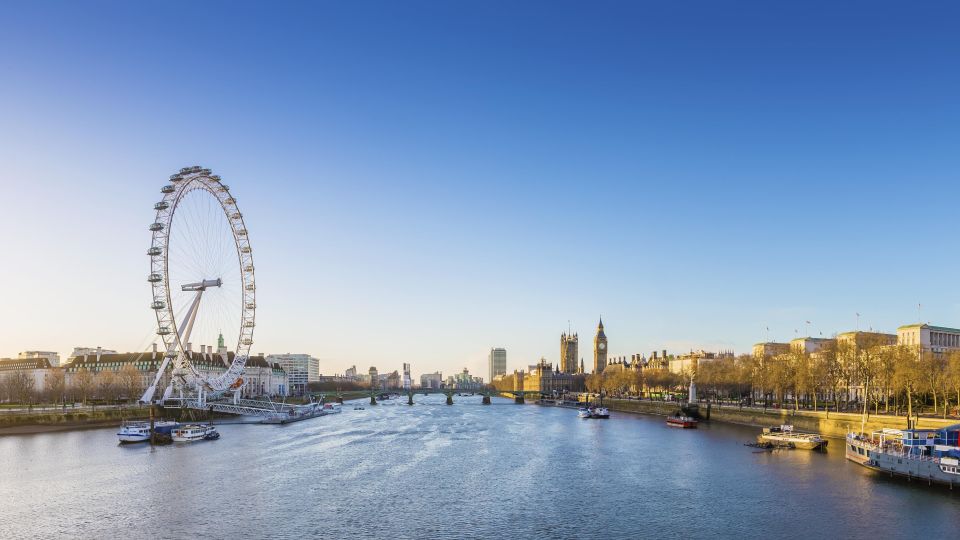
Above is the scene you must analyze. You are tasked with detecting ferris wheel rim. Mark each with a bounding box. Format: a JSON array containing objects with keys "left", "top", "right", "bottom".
[{"left": 147, "top": 166, "right": 256, "bottom": 393}]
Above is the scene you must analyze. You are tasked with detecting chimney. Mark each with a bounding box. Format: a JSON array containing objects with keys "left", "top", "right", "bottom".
[
  {"left": 96, "top": 346, "right": 102, "bottom": 362},
  {"left": 186, "top": 342, "right": 192, "bottom": 353},
  {"left": 152, "top": 343, "right": 157, "bottom": 353},
  {"left": 662, "top": 349, "right": 667, "bottom": 359}
]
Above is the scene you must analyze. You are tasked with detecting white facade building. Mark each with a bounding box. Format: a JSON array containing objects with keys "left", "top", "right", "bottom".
[
  {"left": 18, "top": 351, "right": 61, "bottom": 367},
  {"left": 898, "top": 324, "right": 960, "bottom": 354},
  {"left": 266, "top": 354, "right": 319, "bottom": 394}
]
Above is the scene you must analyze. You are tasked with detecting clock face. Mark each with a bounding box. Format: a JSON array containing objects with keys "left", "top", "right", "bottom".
[{"left": 599, "top": 343, "right": 606, "bottom": 350}]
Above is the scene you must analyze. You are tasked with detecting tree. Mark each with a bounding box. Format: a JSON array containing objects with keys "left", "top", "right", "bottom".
[
  {"left": 791, "top": 350, "right": 812, "bottom": 410},
  {"left": 72, "top": 368, "right": 95, "bottom": 405},
  {"left": 45, "top": 369, "right": 66, "bottom": 404},
  {"left": 4, "top": 371, "right": 35, "bottom": 405},
  {"left": 117, "top": 364, "right": 142, "bottom": 402},
  {"left": 98, "top": 371, "right": 118, "bottom": 402},
  {"left": 585, "top": 373, "right": 605, "bottom": 394},
  {"left": 947, "top": 351, "right": 960, "bottom": 417},
  {"left": 922, "top": 351, "right": 947, "bottom": 417},
  {"left": 891, "top": 345, "right": 922, "bottom": 424}
]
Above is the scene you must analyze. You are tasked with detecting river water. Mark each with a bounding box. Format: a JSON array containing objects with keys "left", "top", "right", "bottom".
[{"left": 2, "top": 395, "right": 959, "bottom": 539}]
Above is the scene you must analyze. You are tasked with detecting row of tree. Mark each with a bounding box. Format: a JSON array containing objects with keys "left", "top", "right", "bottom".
[
  {"left": 488, "top": 342, "right": 960, "bottom": 419},
  {"left": 696, "top": 344, "right": 960, "bottom": 418},
  {"left": 0, "top": 366, "right": 144, "bottom": 405}
]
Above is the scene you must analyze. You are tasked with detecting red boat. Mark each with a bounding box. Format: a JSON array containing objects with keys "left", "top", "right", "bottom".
[{"left": 666, "top": 415, "right": 698, "bottom": 428}]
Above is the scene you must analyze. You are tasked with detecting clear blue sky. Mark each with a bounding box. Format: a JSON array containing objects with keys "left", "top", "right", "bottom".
[{"left": 1, "top": 1, "right": 958, "bottom": 378}]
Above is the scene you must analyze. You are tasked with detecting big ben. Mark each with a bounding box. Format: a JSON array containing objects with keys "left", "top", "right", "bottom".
[{"left": 593, "top": 317, "right": 607, "bottom": 374}]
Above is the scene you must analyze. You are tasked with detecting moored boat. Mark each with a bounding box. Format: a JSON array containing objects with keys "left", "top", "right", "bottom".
[
  {"left": 577, "top": 407, "right": 592, "bottom": 418},
  {"left": 172, "top": 424, "right": 218, "bottom": 442},
  {"left": 758, "top": 425, "right": 827, "bottom": 450},
  {"left": 666, "top": 415, "right": 698, "bottom": 428},
  {"left": 117, "top": 420, "right": 179, "bottom": 443},
  {"left": 591, "top": 407, "right": 610, "bottom": 419},
  {"left": 846, "top": 425, "right": 960, "bottom": 487}
]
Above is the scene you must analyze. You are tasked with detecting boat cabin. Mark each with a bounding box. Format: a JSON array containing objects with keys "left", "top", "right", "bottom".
[{"left": 900, "top": 424, "right": 960, "bottom": 459}]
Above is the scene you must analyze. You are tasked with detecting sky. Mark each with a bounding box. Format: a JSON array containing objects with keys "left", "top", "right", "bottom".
[{"left": 1, "top": 1, "right": 959, "bottom": 379}]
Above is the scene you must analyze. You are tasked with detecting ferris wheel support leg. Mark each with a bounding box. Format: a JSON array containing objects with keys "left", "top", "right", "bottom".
[{"left": 140, "top": 290, "right": 205, "bottom": 403}]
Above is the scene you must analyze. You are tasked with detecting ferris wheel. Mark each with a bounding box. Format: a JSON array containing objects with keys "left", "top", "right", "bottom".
[{"left": 140, "top": 166, "right": 256, "bottom": 404}]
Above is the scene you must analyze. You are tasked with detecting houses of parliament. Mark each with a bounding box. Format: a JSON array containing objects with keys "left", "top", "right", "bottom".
[{"left": 559, "top": 318, "right": 608, "bottom": 375}]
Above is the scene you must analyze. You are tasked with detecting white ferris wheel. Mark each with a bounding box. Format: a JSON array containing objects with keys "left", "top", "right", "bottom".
[{"left": 140, "top": 166, "right": 256, "bottom": 404}]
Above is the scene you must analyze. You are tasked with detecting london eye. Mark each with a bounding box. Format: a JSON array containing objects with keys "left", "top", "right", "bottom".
[{"left": 140, "top": 166, "right": 256, "bottom": 404}]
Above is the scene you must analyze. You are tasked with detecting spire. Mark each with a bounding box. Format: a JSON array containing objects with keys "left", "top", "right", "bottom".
[
  {"left": 217, "top": 331, "right": 225, "bottom": 349},
  {"left": 598, "top": 316, "right": 604, "bottom": 329}
]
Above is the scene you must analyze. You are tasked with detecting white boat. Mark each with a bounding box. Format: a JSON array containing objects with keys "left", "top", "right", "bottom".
[
  {"left": 171, "top": 424, "right": 218, "bottom": 442},
  {"left": 322, "top": 402, "right": 342, "bottom": 414},
  {"left": 117, "top": 420, "right": 178, "bottom": 443},
  {"left": 757, "top": 425, "right": 827, "bottom": 450},
  {"left": 577, "top": 407, "right": 592, "bottom": 418},
  {"left": 591, "top": 407, "right": 610, "bottom": 419}
]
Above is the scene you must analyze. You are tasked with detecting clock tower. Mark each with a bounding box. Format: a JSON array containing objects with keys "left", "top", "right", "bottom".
[{"left": 593, "top": 317, "right": 607, "bottom": 374}]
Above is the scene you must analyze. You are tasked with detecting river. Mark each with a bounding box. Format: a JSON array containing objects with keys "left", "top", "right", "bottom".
[{"left": 2, "top": 394, "right": 959, "bottom": 539}]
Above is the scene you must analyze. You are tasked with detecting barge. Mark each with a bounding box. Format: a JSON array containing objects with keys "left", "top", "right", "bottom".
[{"left": 846, "top": 424, "right": 960, "bottom": 487}]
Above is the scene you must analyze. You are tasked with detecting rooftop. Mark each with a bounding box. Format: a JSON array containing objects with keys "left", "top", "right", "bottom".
[{"left": 897, "top": 323, "right": 960, "bottom": 334}]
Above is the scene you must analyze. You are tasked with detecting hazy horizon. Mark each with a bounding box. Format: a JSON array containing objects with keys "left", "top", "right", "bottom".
[{"left": 2, "top": 1, "right": 959, "bottom": 378}]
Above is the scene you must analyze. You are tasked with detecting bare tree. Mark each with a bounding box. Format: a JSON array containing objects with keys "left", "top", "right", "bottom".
[
  {"left": 117, "top": 364, "right": 142, "bottom": 402},
  {"left": 5, "top": 371, "right": 35, "bottom": 405},
  {"left": 45, "top": 369, "right": 66, "bottom": 404},
  {"left": 72, "top": 368, "right": 95, "bottom": 405}
]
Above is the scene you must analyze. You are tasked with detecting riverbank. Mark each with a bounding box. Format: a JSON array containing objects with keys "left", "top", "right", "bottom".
[
  {"left": 0, "top": 407, "right": 151, "bottom": 436},
  {"left": 601, "top": 398, "right": 957, "bottom": 438}
]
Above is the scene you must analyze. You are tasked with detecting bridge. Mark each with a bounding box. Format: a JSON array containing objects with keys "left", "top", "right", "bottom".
[
  {"left": 165, "top": 396, "right": 312, "bottom": 420},
  {"left": 162, "top": 389, "right": 551, "bottom": 421},
  {"left": 336, "top": 388, "right": 547, "bottom": 406}
]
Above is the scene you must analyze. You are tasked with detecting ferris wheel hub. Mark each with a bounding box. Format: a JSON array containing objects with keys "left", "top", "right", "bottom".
[{"left": 181, "top": 278, "right": 223, "bottom": 292}]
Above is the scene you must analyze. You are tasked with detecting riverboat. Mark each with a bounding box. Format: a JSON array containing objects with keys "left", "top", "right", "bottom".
[
  {"left": 171, "top": 424, "right": 218, "bottom": 442},
  {"left": 577, "top": 407, "right": 592, "bottom": 418},
  {"left": 758, "top": 425, "right": 827, "bottom": 450},
  {"left": 117, "top": 420, "right": 179, "bottom": 443},
  {"left": 590, "top": 407, "right": 610, "bottom": 419},
  {"left": 846, "top": 424, "right": 960, "bottom": 487},
  {"left": 666, "top": 415, "right": 698, "bottom": 428},
  {"left": 322, "top": 402, "right": 342, "bottom": 414}
]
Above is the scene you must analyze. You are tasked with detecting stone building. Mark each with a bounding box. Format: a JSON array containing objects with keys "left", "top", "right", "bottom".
[
  {"left": 521, "top": 358, "right": 574, "bottom": 394},
  {"left": 752, "top": 342, "right": 790, "bottom": 358},
  {"left": 0, "top": 357, "right": 57, "bottom": 394},
  {"left": 560, "top": 332, "right": 578, "bottom": 373},
  {"left": 62, "top": 347, "right": 288, "bottom": 398}
]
